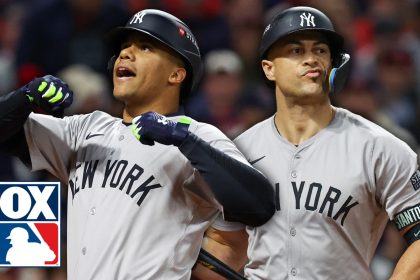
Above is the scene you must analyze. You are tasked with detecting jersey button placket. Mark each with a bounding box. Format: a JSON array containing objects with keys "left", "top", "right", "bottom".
[
  {"left": 290, "top": 267, "right": 297, "bottom": 277},
  {"left": 291, "top": 152, "right": 300, "bottom": 178},
  {"left": 290, "top": 151, "right": 301, "bottom": 278},
  {"left": 290, "top": 226, "right": 296, "bottom": 237}
]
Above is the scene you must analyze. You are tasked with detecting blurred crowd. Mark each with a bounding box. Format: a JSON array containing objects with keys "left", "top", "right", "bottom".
[{"left": 0, "top": 0, "right": 419, "bottom": 279}]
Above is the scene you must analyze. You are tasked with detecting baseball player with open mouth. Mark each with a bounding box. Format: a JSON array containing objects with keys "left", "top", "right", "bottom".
[{"left": 0, "top": 9, "right": 275, "bottom": 279}]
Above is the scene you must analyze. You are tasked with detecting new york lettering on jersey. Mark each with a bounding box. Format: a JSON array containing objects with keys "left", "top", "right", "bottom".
[
  {"left": 288, "top": 181, "right": 359, "bottom": 226},
  {"left": 69, "top": 159, "right": 162, "bottom": 207}
]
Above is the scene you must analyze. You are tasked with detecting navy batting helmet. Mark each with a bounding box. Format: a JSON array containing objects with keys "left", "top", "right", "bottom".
[
  {"left": 260, "top": 6, "right": 350, "bottom": 94},
  {"left": 106, "top": 9, "right": 202, "bottom": 103}
]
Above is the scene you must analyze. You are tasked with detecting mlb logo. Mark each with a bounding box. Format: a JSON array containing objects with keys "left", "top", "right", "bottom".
[{"left": 0, "top": 182, "right": 60, "bottom": 267}]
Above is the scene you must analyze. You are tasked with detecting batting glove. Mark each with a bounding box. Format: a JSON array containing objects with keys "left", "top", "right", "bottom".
[
  {"left": 131, "top": 112, "right": 191, "bottom": 146},
  {"left": 21, "top": 75, "right": 73, "bottom": 115}
]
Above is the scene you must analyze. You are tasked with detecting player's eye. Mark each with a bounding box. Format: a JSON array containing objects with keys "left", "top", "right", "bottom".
[
  {"left": 315, "top": 47, "right": 327, "bottom": 54},
  {"left": 289, "top": 47, "right": 303, "bottom": 55},
  {"left": 314, "top": 43, "right": 330, "bottom": 55},
  {"left": 139, "top": 44, "right": 152, "bottom": 52}
]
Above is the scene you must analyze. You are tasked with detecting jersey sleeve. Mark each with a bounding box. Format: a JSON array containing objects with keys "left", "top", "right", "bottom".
[
  {"left": 188, "top": 121, "right": 250, "bottom": 165},
  {"left": 24, "top": 112, "right": 84, "bottom": 182},
  {"left": 373, "top": 133, "right": 420, "bottom": 224}
]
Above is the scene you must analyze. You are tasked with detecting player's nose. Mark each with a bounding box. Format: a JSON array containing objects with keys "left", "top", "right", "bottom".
[
  {"left": 302, "top": 51, "right": 319, "bottom": 67},
  {"left": 119, "top": 44, "right": 135, "bottom": 61}
]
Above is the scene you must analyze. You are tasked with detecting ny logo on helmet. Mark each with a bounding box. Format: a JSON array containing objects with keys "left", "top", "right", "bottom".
[
  {"left": 300, "top": 12, "right": 316, "bottom": 27},
  {"left": 130, "top": 11, "right": 147, "bottom": 25}
]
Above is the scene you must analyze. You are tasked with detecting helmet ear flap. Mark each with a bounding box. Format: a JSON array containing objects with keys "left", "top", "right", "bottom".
[
  {"left": 107, "top": 55, "right": 117, "bottom": 77},
  {"left": 329, "top": 53, "right": 350, "bottom": 94}
]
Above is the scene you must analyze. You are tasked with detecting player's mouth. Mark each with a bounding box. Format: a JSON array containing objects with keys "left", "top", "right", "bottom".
[
  {"left": 302, "top": 69, "right": 322, "bottom": 78},
  {"left": 115, "top": 67, "right": 136, "bottom": 79}
]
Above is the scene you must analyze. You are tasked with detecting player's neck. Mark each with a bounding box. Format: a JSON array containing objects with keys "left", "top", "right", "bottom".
[
  {"left": 274, "top": 100, "right": 335, "bottom": 145},
  {"left": 122, "top": 98, "right": 180, "bottom": 123}
]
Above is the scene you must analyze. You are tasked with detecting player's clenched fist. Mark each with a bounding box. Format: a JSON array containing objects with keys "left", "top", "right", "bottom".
[
  {"left": 21, "top": 75, "right": 73, "bottom": 115},
  {"left": 131, "top": 111, "right": 191, "bottom": 146}
]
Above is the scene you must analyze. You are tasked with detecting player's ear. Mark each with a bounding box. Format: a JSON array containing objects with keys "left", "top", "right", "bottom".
[
  {"left": 168, "top": 68, "right": 186, "bottom": 85},
  {"left": 261, "top": 59, "right": 276, "bottom": 82}
]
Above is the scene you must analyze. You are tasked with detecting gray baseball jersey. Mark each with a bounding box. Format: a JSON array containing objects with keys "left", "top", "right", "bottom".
[
  {"left": 23, "top": 110, "right": 249, "bottom": 280},
  {"left": 234, "top": 107, "right": 419, "bottom": 280}
]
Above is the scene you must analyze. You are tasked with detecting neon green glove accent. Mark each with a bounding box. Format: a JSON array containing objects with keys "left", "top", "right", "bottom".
[
  {"left": 38, "top": 81, "right": 48, "bottom": 92},
  {"left": 48, "top": 89, "right": 63, "bottom": 103},
  {"left": 178, "top": 117, "right": 192, "bottom": 125},
  {"left": 131, "top": 125, "right": 141, "bottom": 140},
  {"left": 42, "top": 83, "right": 56, "bottom": 98},
  {"left": 26, "top": 95, "right": 34, "bottom": 103}
]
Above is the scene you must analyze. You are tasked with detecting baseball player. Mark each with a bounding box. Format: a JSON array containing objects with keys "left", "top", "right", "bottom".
[
  {"left": 201, "top": 6, "right": 420, "bottom": 280},
  {"left": 0, "top": 9, "right": 275, "bottom": 279}
]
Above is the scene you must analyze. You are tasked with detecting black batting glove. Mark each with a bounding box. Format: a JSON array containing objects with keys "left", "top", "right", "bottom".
[
  {"left": 20, "top": 75, "right": 73, "bottom": 116},
  {"left": 131, "top": 111, "right": 191, "bottom": 146}
]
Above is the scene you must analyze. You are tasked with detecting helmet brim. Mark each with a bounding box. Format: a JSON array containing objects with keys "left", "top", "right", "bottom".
[{"left": 261, "top": 28, "right": 344, "bottom": 60}]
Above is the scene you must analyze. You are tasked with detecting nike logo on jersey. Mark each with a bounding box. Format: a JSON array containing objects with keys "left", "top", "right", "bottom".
[
  {"left": 414, "top": 230, "right": 420, "bottom": 237},
  {"left": 86, "top": 133, "right": 104, "bottom": 140},
  {"left": 249, "top": 156, "right": 266, "bottom": 165}
]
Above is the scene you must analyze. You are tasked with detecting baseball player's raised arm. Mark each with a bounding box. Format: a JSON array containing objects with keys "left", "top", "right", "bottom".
[
  {"left": 0, "top": 88, "right": 32, "bottom": 144},
  {"left": 0, "top": 75, "right": 73, "bottom": 166},
  {"left": 131, "top": 112, "right": 276, "bottom": 226},
  {"left": 178, "top": 133, "right": 275, "bottom": 226},
  {"left": 0, "top": 88, "right": 33, "bottom": 162}
]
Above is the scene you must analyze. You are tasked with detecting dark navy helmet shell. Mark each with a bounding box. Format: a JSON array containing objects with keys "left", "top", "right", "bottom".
[
  {"left": 260, "top": 6, "right": 343, "bottom": 63},
  {"left": 106, "top": 9, "right": 203, "bottom": 102}
]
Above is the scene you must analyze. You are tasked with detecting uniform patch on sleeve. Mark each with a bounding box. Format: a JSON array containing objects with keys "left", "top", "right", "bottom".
[
  {"left": 410, "top": 170, "right": 420, "bottom": 191},
  {"left": 393, "top": 204, "right": 420, "bottom": 231}
]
